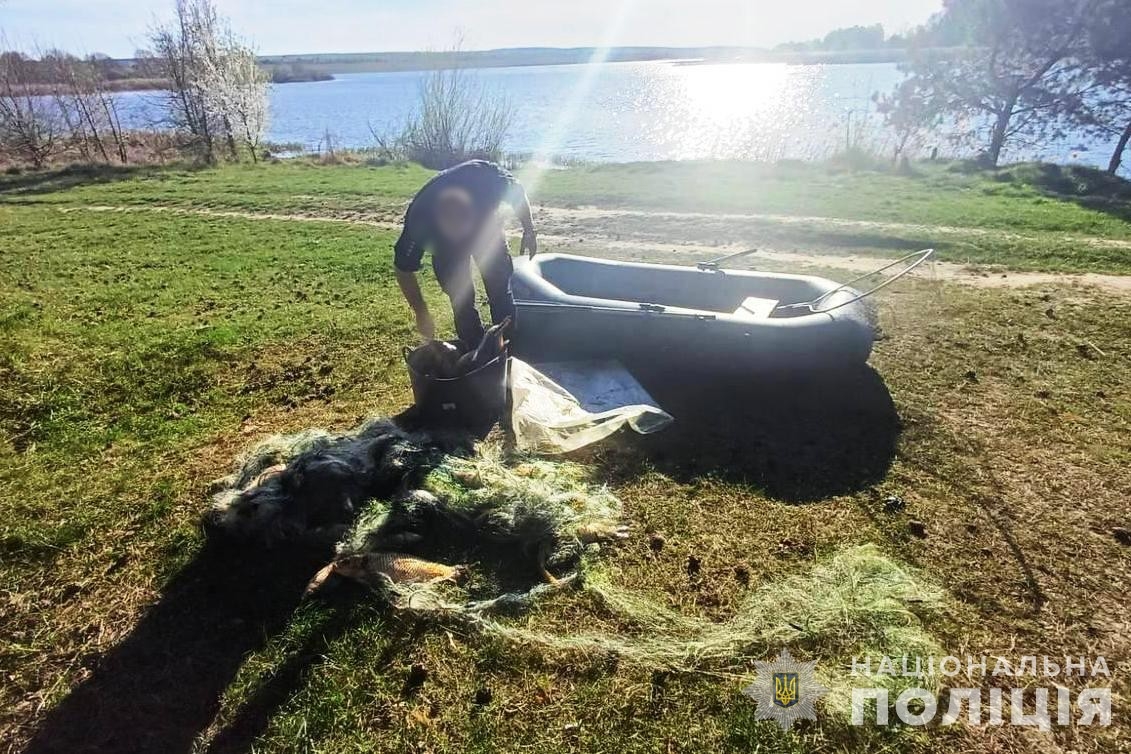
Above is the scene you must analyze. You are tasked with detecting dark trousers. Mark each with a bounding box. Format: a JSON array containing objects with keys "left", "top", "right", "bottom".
[{"left": 431, "top": 234, "right": 516, "bottom": 345}]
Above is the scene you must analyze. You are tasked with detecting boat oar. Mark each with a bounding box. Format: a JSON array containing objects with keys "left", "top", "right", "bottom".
[{"left": 696, "top": 248, "right": 758, "bottom": 271}]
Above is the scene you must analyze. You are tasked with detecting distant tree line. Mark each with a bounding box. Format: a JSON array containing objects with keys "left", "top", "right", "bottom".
[
  {"left": 880, "top": 0, "right": 1131, "bottom": 173},
  {"left": 776, "top": 24, "right": 909, "bottom": 53},
  {"left": 0, "top": 0, "right": 269, "bottom": 167},
  {"left": 0, "top": 49, "right": 333, "bottom": 88},
  {"left": 266, "top": 62, "right": 333, "bottom": 84},
  {"left": 0, "top": 50, "right": 156, "bottom": 88}
]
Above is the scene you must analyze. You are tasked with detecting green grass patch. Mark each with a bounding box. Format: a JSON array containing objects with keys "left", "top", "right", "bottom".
[{"left": 531, "top": 160, "right": 1131, "bottom": 238}]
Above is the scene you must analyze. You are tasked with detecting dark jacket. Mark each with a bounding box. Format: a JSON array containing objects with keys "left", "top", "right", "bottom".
[{"left": 393, "top": 160, "right": 527, "bottom": 272}]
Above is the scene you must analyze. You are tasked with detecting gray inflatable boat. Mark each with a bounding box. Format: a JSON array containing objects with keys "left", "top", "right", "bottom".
[{"left": 510, "top": 253, "right": 876, "bottom": 371}]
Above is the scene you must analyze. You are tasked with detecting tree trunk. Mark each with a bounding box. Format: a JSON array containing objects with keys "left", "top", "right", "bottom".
[
  {"left": 985, "top": 105, "right": 1014, "bottom": 168},
  {"left": 1108, "top": 119, "right": 1131, "bottom": 175},
  {"left": 221, "top": 114, "right": 239, "bottom": 161},
  {"left": 76, "top": 95, "right": 112, "bottom": 164},
  {"left": 98, "top": 93, "right": 129, "bottom": 164}
]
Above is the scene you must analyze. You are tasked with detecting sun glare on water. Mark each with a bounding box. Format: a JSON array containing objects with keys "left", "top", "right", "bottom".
[
  {"left": 682, "top": 62, "right": 792, "bottom": 121},
  {"left": 634, "top": 62, "right": 823, "bottom": 162}
]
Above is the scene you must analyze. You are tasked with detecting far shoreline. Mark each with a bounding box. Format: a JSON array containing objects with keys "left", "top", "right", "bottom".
[
  {"left": 97, "top": 52, "right": 909, "bottom": 95},
  {"left": 259, "top": 47, "right": 914, "bottom": 76},
  {"left": 19, "top": 47, "right": 919, "bottom": 96},
  {"left": 15, "top": 72, "right": 334, "bottom": 96}
]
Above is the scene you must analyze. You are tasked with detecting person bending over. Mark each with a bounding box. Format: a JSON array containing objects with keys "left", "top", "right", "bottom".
[{"left": 393, "top": 160, "right": 537, "bottom": 344}]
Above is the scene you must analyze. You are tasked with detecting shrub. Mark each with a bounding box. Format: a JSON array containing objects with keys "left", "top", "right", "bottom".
[{"left": 374, "top": 60, "right": 512, "bottom": 170}]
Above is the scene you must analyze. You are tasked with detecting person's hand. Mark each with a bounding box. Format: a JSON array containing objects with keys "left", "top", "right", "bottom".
[
  {"left": 415, "top": 310, "right": 436, "bottom": 340},
  {"left": 521, "top": 228, "right": 538, "bottom": 258}
]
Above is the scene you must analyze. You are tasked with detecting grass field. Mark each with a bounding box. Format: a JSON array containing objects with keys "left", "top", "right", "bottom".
[
  {"left": 1, "top": 159, "right": 1130, "bottom": 753},
  {"left": 4, "top": 158, "right": 1130, "bottom": 272}
]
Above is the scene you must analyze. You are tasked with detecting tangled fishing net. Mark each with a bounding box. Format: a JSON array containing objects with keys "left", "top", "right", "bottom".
[
  {"left": 208, "top": 418, "right": 463, "bottom": 543},
  {"left": 209, "top": 419, "right": 626, "bottom": 609},
  {"left": 488, "top": 544, "right": 946, "bottom": 708},
  {"left": 210, "top": 417, "right": 944, "bottom": 700},
  {"left": 326, "top": 444, "right": 628, "bottom": 611}
]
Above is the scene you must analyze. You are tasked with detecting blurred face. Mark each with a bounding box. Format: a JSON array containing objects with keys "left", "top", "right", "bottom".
[{"left": 434, "top": 187, "right": 476, "bottom": 245}]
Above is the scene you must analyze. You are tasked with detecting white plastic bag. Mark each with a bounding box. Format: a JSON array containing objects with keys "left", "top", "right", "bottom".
[{"left": 510, "top": 358, "right": 673, "bottom": 454}]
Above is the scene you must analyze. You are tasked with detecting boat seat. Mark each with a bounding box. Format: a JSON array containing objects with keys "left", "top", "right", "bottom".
[{"left": 732, "top": 296, "right": 779, "bottom": 320}]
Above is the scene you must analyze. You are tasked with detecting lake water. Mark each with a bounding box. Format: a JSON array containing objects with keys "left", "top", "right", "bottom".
[{"left": 114, "top": 60, "right": 1122, "bottom": 170}]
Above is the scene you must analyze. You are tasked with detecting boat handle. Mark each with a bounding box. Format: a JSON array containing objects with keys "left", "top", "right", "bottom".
[{"left": 775, "top": 248, "right": 935, "bottom": 315}]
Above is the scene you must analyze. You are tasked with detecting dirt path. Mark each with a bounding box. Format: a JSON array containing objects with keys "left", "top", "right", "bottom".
[
  {"left": 533, "top": 204, "right": 1131, "bottom": 250},
  {"left": 545, "top": 204, "right": 1024, "bottom": 238},
  {"left": 58, "top": 203, "right": 400, "bottom": 229},
  {"left": 55, "top": 203, "right": 1131, "bottom": 294}
]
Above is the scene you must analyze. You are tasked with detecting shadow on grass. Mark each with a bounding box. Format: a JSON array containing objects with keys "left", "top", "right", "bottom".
[
  {"left": 0, "top": 163, "right": 183, "bottom": 198},
  {"left": 594, "top": 365, "right": 900, "bottom": 503},
  {"left": 803, "top": 230, "right": 931, "bottom": 253},
  {"left": 24, "top": 538, "right": 331, "bottom": 754},
  {"left": 199, "top": 594, "right": 423, "bottom": 754},
  {"left": 994, "top": 162, "right": 1131, "bottom": 225},
  {"left": 23, "top": 407, "right": 532, "bottom": 754}
]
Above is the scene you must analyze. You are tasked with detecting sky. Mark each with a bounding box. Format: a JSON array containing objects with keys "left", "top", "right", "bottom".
[{"left": 0, "top": 0, "right": 944, "bottom": 58}]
